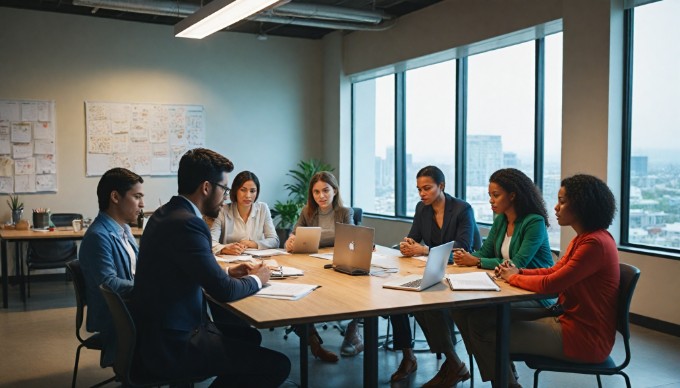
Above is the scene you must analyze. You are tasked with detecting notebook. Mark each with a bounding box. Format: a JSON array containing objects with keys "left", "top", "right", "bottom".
[
  {"left": 332, "top": 223, "right": 375, "bottom": 276},
  {"left": 446, "top": 272, "right": 500, "bottom": 291},
  {"left": 382, "top": 241, "right": 454, "bottom": 291},
  {"left": 292, "top": 227, "right": 322, "bottom": 253}
]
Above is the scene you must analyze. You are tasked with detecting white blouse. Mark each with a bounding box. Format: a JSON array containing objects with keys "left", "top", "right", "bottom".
[{"left": 210, "top": 202, "right": 279, "bottom": 253}]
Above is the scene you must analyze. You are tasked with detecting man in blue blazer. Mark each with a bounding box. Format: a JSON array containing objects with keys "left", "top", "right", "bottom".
[
  {"left": 80, "top": 167, "right": 145, "bottom": 367},
  {"left": 131, "top": 148, "right": 290, "bottom": 387}
]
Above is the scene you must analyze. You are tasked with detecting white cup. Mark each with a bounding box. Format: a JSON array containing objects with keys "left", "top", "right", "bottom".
[{"left": 72, "top": 219, "right": 83, "bottom": 232}]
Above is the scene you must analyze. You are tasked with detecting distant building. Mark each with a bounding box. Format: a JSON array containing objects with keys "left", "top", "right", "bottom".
[
  {"left": 468, "top": 135, "right": 502, "bottom": 186},
  {"left": 631, "top": 156, "right": 648, "bottom": 176},
  {"left": 503, "top": 152, "right": 520, "bottom": 169}
]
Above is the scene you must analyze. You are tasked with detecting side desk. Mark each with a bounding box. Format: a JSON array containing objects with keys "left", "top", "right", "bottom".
[
  {"left": 217, "top": 246, "right": 552, "bottom": 388},
  {"left": 1, "top": 227, "right": 143, "bottom": 308}
]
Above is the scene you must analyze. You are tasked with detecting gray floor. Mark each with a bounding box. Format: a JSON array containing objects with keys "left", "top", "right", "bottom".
[{"left": 1, "top": 279, "right": 680, "bottom": 388}]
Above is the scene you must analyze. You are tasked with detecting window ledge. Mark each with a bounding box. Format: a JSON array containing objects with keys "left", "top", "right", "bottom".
[{"left": 618, "top": 245, "right": 680, "bottom": 261}]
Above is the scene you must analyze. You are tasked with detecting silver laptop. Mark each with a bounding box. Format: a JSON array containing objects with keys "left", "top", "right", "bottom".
[
  {"left": 382, "top": 241, "right": 454, "bottom": 291},
  {"left": 292, "top": 227, "right": 322, "bottom": 253},
  {"left": 332, "top": 223, "right": 375, "bottom": 276}
]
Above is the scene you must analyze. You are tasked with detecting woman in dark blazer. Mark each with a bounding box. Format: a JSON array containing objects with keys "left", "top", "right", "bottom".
[{"left": 390, "top": 165, "right": 481, "bottom": 383}]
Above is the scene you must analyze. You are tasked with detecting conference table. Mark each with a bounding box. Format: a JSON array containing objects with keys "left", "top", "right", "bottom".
[
  {"left": 217, "top": 246, "right": 552, "bottom": 388},
  {"left": 0, "top": 226, "right": 143, "bottom": 308}
]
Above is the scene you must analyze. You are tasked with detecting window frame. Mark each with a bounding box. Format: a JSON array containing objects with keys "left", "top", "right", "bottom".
[
  {"left": 350, "top": 38, "right": 556, "bottom": 232},
  {"left": 620, "top": 7, "right": 680, "bottom": 258}
]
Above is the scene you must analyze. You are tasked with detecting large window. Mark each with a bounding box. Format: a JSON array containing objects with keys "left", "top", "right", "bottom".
[
  {"left": 467, "top": 41, "right": 536, "bottom": 223},
  {"left": 624, "top": 0, "right": 680, "bottom": 251},
  {"left": 404, "top": 60, "right": 457, "bottom": 216},
  {"left": 351, "top": 34, "right": 564, "bottom": 250},
  {"left": 352, "top": 75, "right": 395, "bottom": 215}
]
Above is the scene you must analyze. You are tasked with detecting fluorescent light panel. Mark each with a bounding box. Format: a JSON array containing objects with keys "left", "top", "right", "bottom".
[{"left": 175, "top": 0, "right": 281, "bottom": 39}]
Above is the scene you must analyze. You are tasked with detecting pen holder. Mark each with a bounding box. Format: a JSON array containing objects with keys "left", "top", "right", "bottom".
[{"left": 33, "top": 212, "right": 50, "bottom": 229}]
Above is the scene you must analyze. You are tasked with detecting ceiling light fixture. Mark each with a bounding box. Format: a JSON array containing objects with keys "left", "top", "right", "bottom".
[{"left": 175, "top": 0, "right": 289, "bottom": 39}]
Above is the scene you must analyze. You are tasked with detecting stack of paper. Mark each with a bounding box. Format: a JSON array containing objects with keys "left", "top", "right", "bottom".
[
  {"left": 445, "top": 272, "right": 500, "bottom": 291},
  {"left": 270, "top": 266, "right": 304, "bottom": 278},
  {"left": 245, "top": 248, "right": 289, "bottom": 257},
  {"left": 255, "top": 283, "right": 319, "bottom": 300}
]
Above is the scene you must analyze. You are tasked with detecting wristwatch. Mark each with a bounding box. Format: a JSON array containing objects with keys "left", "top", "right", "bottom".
[{"left": 476, "top": 258, "right": 482, "bottom": 268}]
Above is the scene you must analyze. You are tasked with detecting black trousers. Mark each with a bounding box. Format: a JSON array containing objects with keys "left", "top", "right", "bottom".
[
  {"left": 389, "top": 314, "right": 413, "bottom": 350},
  {"left": 198, "top": 321, "right": 291, "bottom": 388}
]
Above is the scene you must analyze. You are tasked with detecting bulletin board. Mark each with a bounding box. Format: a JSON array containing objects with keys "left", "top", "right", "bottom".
[
  {"left": 85, "top": 101, "right": 205, "bottom": 176},
  {"left": 0, "top": 99, "right": 57, "bottom": 194}
]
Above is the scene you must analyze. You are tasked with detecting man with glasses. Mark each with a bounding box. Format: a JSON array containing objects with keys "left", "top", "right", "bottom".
[{"left": 131, "top": 148, "right": 290, "bottom": 387}]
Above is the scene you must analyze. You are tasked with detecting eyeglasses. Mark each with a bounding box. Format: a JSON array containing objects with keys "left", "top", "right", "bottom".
[{"left": 211, "top": 181, "right": 230, "bottom": 198}]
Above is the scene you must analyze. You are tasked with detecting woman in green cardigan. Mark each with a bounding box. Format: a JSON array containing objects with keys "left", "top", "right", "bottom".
[
  {"left": 445, "top": 168, "right": 554, "bottom": 388},
  {"left": 453, "top": 168, "right": 554, "bottom": 276}
]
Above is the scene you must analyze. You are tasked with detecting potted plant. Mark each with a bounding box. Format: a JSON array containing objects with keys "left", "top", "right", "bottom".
[
  {"left": 6, "top": 193, "right": 24, "bottom": 225},
  {"left": 271, "top": 159, "right": 334, "bottom": 247}
]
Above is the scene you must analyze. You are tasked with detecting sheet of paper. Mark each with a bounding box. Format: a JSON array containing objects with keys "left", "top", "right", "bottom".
[
  {"left": 309, "top": 253, "right": 334, "bottom": 260},
  {"left": 215, "top": 254, "right": 254, "bottom": 263},
  {"left": 245, "top": 248, "right": 289, "bottom": 257},
  {"left": 11, "top": 122, "right": 32, "bottom": 143},
  {"left": 255, "top": 283, "right": 319, "bottom": 300}
]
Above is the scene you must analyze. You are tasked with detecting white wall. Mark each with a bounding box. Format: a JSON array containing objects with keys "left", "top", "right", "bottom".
[
  {"left": 0, "top": 8, "right": 322, "bottom": 273},
  {"left": 323, "top": 0, "right": 680, "bottom": 326}
]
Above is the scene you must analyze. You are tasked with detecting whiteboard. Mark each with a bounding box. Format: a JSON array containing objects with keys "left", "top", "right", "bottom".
[
  {"left": 85, "top": 101, "right": 205, "bottom": 176},
  {"left": 0, "top": 99, "right": 57, "bottom": 193}
]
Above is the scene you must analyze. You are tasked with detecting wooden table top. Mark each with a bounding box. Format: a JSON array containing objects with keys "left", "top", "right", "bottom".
[
  {"left": 0, "top": 226, "right": 144, "bottom": 240},
  {"left": 219, "top": 246, "right": 547, "bottom": 329}
]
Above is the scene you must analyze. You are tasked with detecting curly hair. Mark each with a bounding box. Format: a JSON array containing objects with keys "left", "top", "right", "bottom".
[
  {"left": 561, "top": 174, "right": 617, "bottom": 231},
  {"left": 489, "top": 168, "right": 549, "bottom": 227}
]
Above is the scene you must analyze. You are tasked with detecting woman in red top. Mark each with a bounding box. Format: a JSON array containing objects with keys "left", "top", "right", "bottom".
[{"left": 496, "top": 174, "right": 620, "bottom": 387}]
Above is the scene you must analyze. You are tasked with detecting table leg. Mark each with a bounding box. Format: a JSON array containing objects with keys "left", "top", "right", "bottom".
[
  {"left": 363, "top": 316, "right": 379, "bottom": 388},
  {"left": 299, "top": 324, "right": 308, "bottom": 388},
  {"left": 495, "top": 303, "right": 510, "bottom": 387},
  {"left": 15, "top": 242, "right": 25, "bottom": 302},
  {"left": 2, "top": 239, "right": 7, "bottom": 308}
]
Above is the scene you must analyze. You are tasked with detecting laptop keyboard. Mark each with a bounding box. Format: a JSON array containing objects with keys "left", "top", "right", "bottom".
[{"left": 400, "top": 278, "right": 422, "bottom": 288}]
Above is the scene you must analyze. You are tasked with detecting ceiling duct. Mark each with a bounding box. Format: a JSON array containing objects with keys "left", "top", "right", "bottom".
[{"left": 72, "top": 0, "right": 393, "bottom": 31}]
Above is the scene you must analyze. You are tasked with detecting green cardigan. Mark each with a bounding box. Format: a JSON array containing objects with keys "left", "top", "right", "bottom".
[{"left": 473, "top": 213, "right": 553, "bottom": 271}]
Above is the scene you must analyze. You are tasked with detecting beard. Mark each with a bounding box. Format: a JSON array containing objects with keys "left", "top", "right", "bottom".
[{"left": 205, "top": 204, "right": 220, "bottom": 219}]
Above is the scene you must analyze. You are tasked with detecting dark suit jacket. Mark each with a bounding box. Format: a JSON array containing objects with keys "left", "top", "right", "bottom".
[
  {"left": 131, "top": 196, "right": 259, "bottom": 376},
  {"left": 408, "top": 193, "right": 481, "bottom": 252}
]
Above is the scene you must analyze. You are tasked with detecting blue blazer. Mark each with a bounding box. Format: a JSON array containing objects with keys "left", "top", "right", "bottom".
[
  {"left": 408, "top": 193, "right": 481, "bottom": 253},
  {"left": 79, "top": 211, "right": 136, "bottom": 366},
  {"left": 131, "top": 196, "right": 259, "bottom": 375}
]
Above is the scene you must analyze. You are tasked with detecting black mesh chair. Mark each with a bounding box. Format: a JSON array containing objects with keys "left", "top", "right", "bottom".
[
  {"left": 26, "top": 213, "right": 82, "bottom": 297},
  {"left": 512, "top": 263, "right": 641, "bottom": 388},
  {"left": 99, "top": 284, "right": 209, "bottom": 387},
  {"left": 65, "top": 260, "right": 115, "bottom": 388}
]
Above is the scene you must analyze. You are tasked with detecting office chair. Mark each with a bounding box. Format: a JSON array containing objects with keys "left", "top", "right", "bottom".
[
  {"left": 512, "top": 263, "right": 640, "bottom": 388},
  {"left": 99, "top": 283, "right": 209, "bottom": 387},
  {"left": 26, "top": 213, "right": 82, "bottom": 297},
  {"left": 351, "top": 207, "right": 363, "bottom": 226},
  {"left": 65, "top": 260, "right": 115, "bottom": 388}
]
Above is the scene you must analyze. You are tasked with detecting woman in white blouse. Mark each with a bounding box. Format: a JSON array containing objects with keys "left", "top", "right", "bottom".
[{"left": 210, "top": 171, "right": 279, "bottom": 254}]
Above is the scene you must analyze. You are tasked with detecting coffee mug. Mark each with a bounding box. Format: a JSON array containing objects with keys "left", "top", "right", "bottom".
[{"left": 72, "top": 219, "right": 83, "bottom": 232}]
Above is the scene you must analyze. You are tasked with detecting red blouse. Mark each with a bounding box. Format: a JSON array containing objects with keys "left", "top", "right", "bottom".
[{"left": 508, "top": 229, "right": 620, "bottom": 363}]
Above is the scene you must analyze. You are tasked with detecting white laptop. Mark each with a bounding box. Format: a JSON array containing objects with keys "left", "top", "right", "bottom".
[
  {"left": 292, "top": 227, "right": 322, "bottom": 254},
  {"left": 382, "top": 241, "right": 454, "bottom": 292},
  {"left": 332, "top": 223, "right": 375, "bottom": 276}
]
